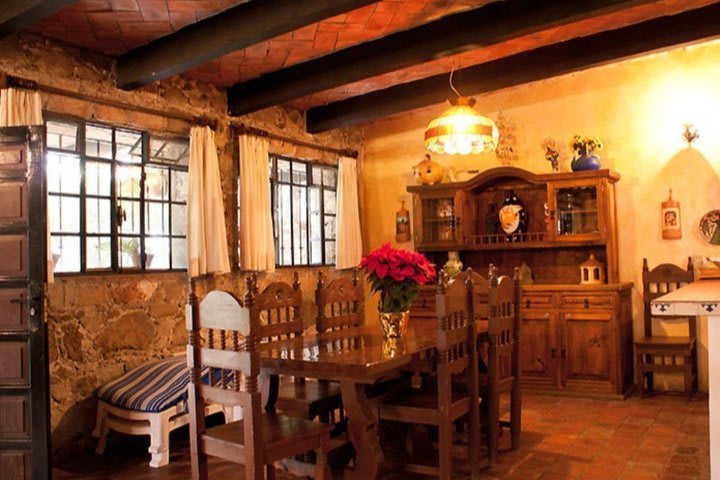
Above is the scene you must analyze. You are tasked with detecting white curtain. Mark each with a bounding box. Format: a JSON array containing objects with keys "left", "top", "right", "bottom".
[
  {"left": 187, "top": 126, "right": 230, "bottom": 277},
  {"left": 335, "top": 156, "right": 362, "bottom": 270},
  {"left": 238, "top": 135, "right": 275, "bottom": 272},
  {"left": 0, "top": 88, "right": 43, "bottom": 127},
  {"left": 0, "top": 88, "right": 52, "bottom": 282}
]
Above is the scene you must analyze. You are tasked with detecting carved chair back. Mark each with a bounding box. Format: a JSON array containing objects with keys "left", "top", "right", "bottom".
[
  {"left": 248, "top": 272, "right": 304, "bottom": 342},
  {"left": 315, "top": 268, "right": 365, "bottom": 333},
  {"left": 435, "top": 269, "right": 479, "bottom": 410},
  {"left": 186, "top": 277, "right": 265, "bottom": 479},
  {"left": 487, "top": 266, "right": 521, "bottom": 390},
  {"left": 642, "top": 257, "right": 696, "bottom": 338}
]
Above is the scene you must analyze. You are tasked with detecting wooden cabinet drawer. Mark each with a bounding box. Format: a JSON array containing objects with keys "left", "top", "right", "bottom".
[
  {"left": 522, "top": 294, "right": 554, "bottom": 311},
  {"left": 0, "top": 450, "right": 30, "bottom": 480},
  {"left": 561, "top": 294, "right": 614, "bottom": 310}
]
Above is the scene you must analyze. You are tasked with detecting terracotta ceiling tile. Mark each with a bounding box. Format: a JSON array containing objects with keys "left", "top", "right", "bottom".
[
  {"left": 109, "top": 0, "right": 139, "bottom": 11},
  {"left": 292, "top": 23, "right": 320, "bottom": 41},
  {"left": 344, "top": 4, "right": 377, "bottom": 24},
  {"left": 67, "top": 0, "right": 112, "bottom": 11},
  {"left": 313, "top": 31, "right": 338, "bottom": 51},
  {"left": 169, "top": 10, "right": 196, "bottom": 29},
  {"left": 139, "top": 0, "right": 170, "bottom": 21}
]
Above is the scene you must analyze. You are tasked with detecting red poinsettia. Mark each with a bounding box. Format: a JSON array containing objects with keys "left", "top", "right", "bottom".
[{"left": 360, "top": 243, "right": 436, "bottom": 313}]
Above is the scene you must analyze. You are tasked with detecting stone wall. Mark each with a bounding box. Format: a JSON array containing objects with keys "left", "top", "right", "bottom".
[{"left": 0, "top": 33, "right": 363, "bottom": 458}]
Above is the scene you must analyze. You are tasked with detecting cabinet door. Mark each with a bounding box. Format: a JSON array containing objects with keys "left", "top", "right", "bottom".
[
  {"left": 561, "top": 311, "right": 614, "bottom": 386},
  {"left": 520, "top": 310, "right": 557, "bottom": 388},
  {"left": 548, "top": 179, "right": 606, "bottom": 243},
  {"left": 414, "top": 193, "right": 462, "bottom": 248}
]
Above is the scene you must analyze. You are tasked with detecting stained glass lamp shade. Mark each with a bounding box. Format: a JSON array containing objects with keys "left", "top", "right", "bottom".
[{"left": 424, "top": 96, "right": 499, "bottom": 155}]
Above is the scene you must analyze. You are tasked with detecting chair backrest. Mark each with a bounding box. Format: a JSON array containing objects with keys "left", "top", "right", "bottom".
[
  {"left": 642, "top": 257, "right": 695, "bottom": 337},
  {"left": 315, "top": 268, "right": 365, "bottom": 333},
  {"left": 435, "top": 269, "right": 478, "bottom": 409},
  {"left": 248, "top": 272, "right": 304, "bottom": 342},
  {"left": 487, "top": 266, "right": 521, "bottom": 392},
  {"left": 186, "top": 277, "right": 264, "bottom": 477},
  {"left": 453, "top": 268, "right": 489, "bottom": 321}
]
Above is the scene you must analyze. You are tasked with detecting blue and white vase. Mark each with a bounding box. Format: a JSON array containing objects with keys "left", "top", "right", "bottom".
[{"left": 571, "top": 153, "right": 601, "bottom": 171}]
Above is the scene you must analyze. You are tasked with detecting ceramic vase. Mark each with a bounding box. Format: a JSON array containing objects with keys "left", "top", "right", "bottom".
[{"left": 571, "top": 153, "right": 601, "bottom": 171}]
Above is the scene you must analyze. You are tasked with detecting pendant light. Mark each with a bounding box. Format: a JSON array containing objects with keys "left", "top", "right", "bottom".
[{"left": 424, "top": 68, "right": 499, "bottom": 155}]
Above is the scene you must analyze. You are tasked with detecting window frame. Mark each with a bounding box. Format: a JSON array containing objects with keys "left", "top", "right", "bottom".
[
  {"left": 45, "top": 114, "right": 189, "bottom": 276},
  {"left": 267, "top": 154, "right": 337, "bottom": 268}
]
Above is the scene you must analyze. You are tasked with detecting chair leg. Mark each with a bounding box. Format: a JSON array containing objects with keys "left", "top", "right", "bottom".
[
  {"left": 645, "top": 354, "right": 654, "bottom": 394},
  {"left": 438, "top": 419, "right": 453, "bottom": 480},
  {"left": 92, "top": 402, "right": 107, "bottom": 439},
  {"left": 510, "top": 386, "right": 521, "bottom": 450},
  {"left": 487, "top": 392, "right": 499, "bottom": 467},
  {"left": 684, "top": 355, "right": 694, "bottom": 400},
  {"left": 94, "top": 423, "right": 110, "bottom": 455},
  {"left": 265, "top": 464, "right": 276, "bottom": 480},
  {"left": 314, "top": 434, "right": 330, "bottom": 480},
  {"left": 149, "top": 415, "right": 171, "bottom": 468}
]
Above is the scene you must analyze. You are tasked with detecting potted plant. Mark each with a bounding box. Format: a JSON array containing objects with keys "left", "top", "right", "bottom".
[
  {"left": 360, "top": 243, "right": 436, "bottom": 339},
  {"left": 120, "top": 239, "right": 154, "bottom": 268},
  {"left": 570, "top": 135, "right": 603, "bottom": 171}
]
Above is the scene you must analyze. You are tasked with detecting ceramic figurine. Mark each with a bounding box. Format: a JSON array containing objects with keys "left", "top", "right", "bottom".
[
  {"left": 443, "top": 251, "right": 463, "bottom": 279},
  {"left": 580, "top": 254, "right": 605, "bottom": 285},
  {"left": 413, "top": 154, "right": 444, "bottom": 185},
  {"left": 518, "top": 262, "right": 534, "bottom": 285},
  {"left": 498, "top": 190, "right": 527, "bottom": 242}
]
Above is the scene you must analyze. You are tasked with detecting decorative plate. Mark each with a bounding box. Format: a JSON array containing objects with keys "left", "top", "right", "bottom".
[{"left": 699, "top": 210, "right": 720, "bottom": 245}]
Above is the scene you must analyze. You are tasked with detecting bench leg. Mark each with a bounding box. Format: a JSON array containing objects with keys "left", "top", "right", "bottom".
[
  {"left": 95, "top": 423, "right": 110, "bottom": 455},
  {"left": 92, "top": 402, "right": 107, "bottom": 439},
  {"left": 149, "top": 415, "right": 171, "bottom": 468}
]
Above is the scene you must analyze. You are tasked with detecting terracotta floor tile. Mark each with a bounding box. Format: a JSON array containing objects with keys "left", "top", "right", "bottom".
[{"left": 51, "top": 393, "right": 710, "bottom": 480}]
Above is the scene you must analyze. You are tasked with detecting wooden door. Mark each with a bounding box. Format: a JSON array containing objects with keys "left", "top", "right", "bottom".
[
  {"left": 560, "top": 311, "right": 614, "bottom": 388},
  {"left": 0, "top": 127, "right": 50, "bottom": 480},
  {"left": 520, "top": 310, "right": 558, "bottom": 388}
]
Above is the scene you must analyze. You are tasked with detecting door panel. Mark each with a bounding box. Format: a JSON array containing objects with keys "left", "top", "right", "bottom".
[
  {"left": 0, "top": 235, "right": 27, "bottom": 276},
  {"left": 0, "top": 450, "right": 30, "bottom": 480},
  {"left": 562, "top": 312, "right": 613, "bottom": 384},
  {"left": 520, "top": 310, "right": 557, "bottom": 387},
  {"left": 0, "top": 395, "right": 30, "bottom": 439},
  {"left": 0, "top": 290, "right": 27, "bottom": 331},
  {"left": 0, "top": 342, "right": 29, "bottom": 385},
  {"left": 0, "top": 127, "right": 50, "bottom": 480}
]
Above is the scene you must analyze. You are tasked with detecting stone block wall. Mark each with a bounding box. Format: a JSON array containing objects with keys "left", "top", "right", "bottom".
[{"left": 0, "top": 33, "right": 364, "bottom": 458}]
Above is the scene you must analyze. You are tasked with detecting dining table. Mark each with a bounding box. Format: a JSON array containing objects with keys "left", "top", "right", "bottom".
[{"left": 257, "top": 319, "right": 489, "bottom": 480}]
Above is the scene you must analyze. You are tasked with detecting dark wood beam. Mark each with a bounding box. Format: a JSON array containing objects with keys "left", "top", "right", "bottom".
[
  {"left": 228, "top": 0, "right": 659, "bottom": 116},
  {"left": 0, "top": 0, "right": 77, "bottom": 39},
  {"left": 116, "top": 0, "right": 377, "bottom": 90},
  {"left": 306, "top": 2, "right": 720, "bottom": 133}
]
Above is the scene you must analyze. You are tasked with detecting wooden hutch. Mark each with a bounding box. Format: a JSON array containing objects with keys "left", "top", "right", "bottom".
[{"left": 408, "top": 167, "right": 633, "bottom": 399}]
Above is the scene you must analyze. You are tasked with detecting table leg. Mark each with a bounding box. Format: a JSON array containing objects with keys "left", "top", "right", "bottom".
[
  {"left": 340, "top": 381, "right": 384, "bottom": 480},
  {"left": 708, "top": 316, "right": 719, "bottom": 479}
]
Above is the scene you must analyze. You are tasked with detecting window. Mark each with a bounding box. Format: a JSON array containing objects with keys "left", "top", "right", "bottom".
[
  {"left": 46, "top": 118, "right": 189, "bottom": 273},
  {"left": 268, "top": 155, "right": 337, "bottom": 267}
]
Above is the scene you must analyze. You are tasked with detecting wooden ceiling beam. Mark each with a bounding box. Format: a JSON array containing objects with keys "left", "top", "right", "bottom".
[
  {"left": 116, "top": 0, "right": 377, "bottom": 90},
  {"left": 306, "top": 2, "right": 720, "bottom": 133},
  {"left": 0, "top": 0, "right": 77, "bottom": 39},
  {"left": 227, "top": 0, "right": 660, "bottom": 116}
]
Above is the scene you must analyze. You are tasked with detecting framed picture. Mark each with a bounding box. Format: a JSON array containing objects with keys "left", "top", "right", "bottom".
[{"left": 661, "top": 190, "right": 682, "bottom": 239}]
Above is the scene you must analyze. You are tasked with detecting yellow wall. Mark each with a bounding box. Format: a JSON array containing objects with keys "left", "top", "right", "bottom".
[{"left": 361, "top": 40, "right": 720, "bottom": 392}]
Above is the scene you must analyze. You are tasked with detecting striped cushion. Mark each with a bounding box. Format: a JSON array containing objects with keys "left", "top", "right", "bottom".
[{"left": 95, "top": 355, "right": 201, "bottom": 413}]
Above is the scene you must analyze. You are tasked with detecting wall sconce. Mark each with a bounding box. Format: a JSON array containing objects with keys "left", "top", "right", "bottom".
[{"left": 682, "top": 123, "right": 700, "bottom": 146}]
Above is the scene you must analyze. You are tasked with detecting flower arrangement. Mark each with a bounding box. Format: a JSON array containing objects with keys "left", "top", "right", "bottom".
[
  {"left": 360, "top": 243, "right": 436, "bottom": 313},
  {"left": 541, "top": 137, "right": 560, "bottom": 171},
  {"left": 570, "top": 135, "right": 603, "bottom": 157}
]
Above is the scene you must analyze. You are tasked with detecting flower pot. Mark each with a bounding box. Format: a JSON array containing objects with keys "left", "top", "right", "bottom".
[
  {"left": 379, "top": 310, "right": 409, "bottom": 339},
  {"left": 571, "top": 153, "right": 601, "bottom": 171}
]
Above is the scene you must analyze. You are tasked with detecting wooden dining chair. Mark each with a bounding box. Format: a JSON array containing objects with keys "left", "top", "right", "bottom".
[
  {"left": 186, "top": 278, "right": 331, "bottom": 480},
  {"left": 635, "top": 258, "right": 697, "bottom": 397},
  {"left": 483, "top": 266, "right": 522, "bottom": 466},
  {"left": 315, "top": 268, "right": 364, "bottom": 333},
  {"left": 247, "top": 273, "right": 343, "bottom": 426},
  {"left": 376, "top": 270, "right": 481, "bottom": 480}
]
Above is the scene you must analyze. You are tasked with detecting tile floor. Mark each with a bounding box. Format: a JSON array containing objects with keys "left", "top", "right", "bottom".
[{"left": 53, "top": 393, "right": 710, "bottom": 480}]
